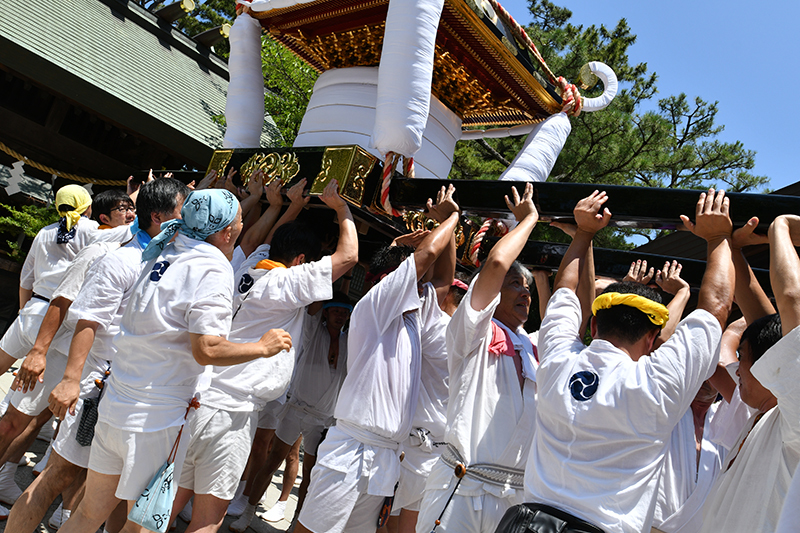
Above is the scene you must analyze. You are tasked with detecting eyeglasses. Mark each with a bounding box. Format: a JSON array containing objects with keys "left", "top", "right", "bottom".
[{"left": 112, "top": 205, "right": 136, "bottom": 213}]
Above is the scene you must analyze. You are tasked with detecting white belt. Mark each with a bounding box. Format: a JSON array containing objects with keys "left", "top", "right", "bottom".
[{"left": 440, "top": 443, "right": 524, "bottom": 490}]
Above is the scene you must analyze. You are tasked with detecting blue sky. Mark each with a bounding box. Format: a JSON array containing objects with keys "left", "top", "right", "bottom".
[{"left": 499, "top": 0, "right": 800, "bottom": 192}]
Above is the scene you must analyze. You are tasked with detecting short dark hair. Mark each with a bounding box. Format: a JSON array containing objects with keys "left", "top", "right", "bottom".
[
  {"left": 448, "top": 271, "right": 470, "bottom": 306},
  {"left": 369, "top": 244, "right": 414, "bottom": 277},
  {"left": 136, "top": 179, "right": 190, "bottom": 231},
  {"left": 270, "top": 222, "right": 321, "bottom": 265},
  {"left": 740, "top": 313, "right": 782, "bottom": 364},
  {"left": 594, "top": 281, "right": 664, "bottom": 344},
  {"left": 91, "top": 190, "right": 132, "bottom": 223}
]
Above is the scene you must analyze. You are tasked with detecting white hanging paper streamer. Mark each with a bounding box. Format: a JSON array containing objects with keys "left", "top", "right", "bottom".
[
  {"left": 371, "top": 0, "right": 445, "bottom": 158},
  {"left": 223, "top": 14, "right": 265, "bottom": 149}
]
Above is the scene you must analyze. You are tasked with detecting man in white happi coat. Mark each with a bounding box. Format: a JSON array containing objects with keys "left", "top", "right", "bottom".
[
  {"left": 698, "top": 212, "right": 800, "bottom": 532},
  {"left": 295, "top": 185, "right": 461, "bottom": 533},
  {"left": 5, "top": 178, "right": 190, "bottom": 533},
  {"left": 521, "top": 189, "right": 734, "bottom": 533},
  {"left": 0, "top": 189, "right": 136, "bottom": 511},
  {"left": 57, "top": 189, "right": 292, "bottom": 533},
  {"left": 179, "top": 181, "right": 358, "bottom": 533},
  {"left": 415, "top": 183, "right": 540, "bottom": 533}
]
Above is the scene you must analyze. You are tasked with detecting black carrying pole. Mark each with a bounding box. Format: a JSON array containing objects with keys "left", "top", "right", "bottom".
[{"left": 391, "top": 178, "right": 799, "bottom": 230}]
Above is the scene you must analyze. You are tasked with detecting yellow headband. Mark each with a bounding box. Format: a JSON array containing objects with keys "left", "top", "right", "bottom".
[
  {"left": 55, "top": 185, "right": 92, "bottom": 231},
  {"left": 592, "top": 292, "right": 669, "bottom": 327}
]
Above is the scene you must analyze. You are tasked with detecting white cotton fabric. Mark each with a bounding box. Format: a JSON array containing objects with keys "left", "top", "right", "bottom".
[
  {"left": 204, "top": 255, "right": 333, "bottom": 411},
  {"left": 243, "top": 0, "right": 318, "bottom": 12},
  {"left": 223, "top": 14, "right": 265, "bottom": 149},
  {"left": 527, "top": 288, "right": 721, "bottom": 533},
  {"left": 11, "top": 349, "right": 68, "bottom": 415},
  {"left": 100, "top": 234, "right": 234, "bottom": 432},
  {"left": 283, "top": 309, "right": 348, "bottom": 425},
  {"left": 652, "top": 405, "right": 728, "bottom": 533},
  {"left": 19, "top": 217, "right": 99, "bottom": 299},
  {"left": 699, "top": 325, "right": 800, "bottom": 533},
  {"left": 230, "top": 245, "right": 247, "bottom": 273},
  {"left": 498, "top": 113, "right": 571, "bottom": 183},
  {"left": 581, "top": 61, "right": 619, "bottom": 113},
  {"left": 66, "top": 235, "right": 149, "bottom": 368},
  {"left": 371, "top": 0, "right": 444, "bottom": 158},
  {"left": 776, "top": 461, "right": 800, "bottom": 533},
  {"left": 333, "top": 254, "right": 423, "bottom": 443},
  {"left": 426, "top": 278, "right": 537, "bottom": 495},
  {"left": 0, "top": 299, "right": 49, "bottom": 358},
  {"left": 294, "top": 67, "right": 462, "bottom": 179}
]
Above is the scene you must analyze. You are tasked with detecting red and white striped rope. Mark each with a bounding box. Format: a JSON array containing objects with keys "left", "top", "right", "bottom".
[{"left": 469, "top": 218, "right": 509, "bottom": 266}]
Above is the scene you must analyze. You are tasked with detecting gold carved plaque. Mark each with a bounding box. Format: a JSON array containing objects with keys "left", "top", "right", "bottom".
[
  {"left": 205, "top": 149, "right": 234, "bottom": 185},
  {"left": 403, "top": 211, "right": 466, "bottom": 248},
  {"left": 311, "top": 146, "right": 377, "bottom": 207},
  {"left": 240, "top": 152, "right": 301, "bottom": 187}
]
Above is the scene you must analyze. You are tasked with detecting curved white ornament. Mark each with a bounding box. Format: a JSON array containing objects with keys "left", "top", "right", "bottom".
[
  {"left": 223, "top": 14, "right": 265, "bottom": 149},
  {"left": 371, "top": 0, "right": 445, "bottom": 158},
  {"left": 239, "top": 0, "right": 317, "bottom": 12},
  {"left": 581, "top": 61, "right": 618, "bottom": 113},
  {"left": 294, "top": 68, "right": 462, "bottom": 179},
  {"left": 498, "top": 112, "right": 571, "bottom": 182}
]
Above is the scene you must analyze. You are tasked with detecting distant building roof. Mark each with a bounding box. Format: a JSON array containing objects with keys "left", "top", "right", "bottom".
[{"left": 0, "top": 0, "right": 277, "bottom": 176}]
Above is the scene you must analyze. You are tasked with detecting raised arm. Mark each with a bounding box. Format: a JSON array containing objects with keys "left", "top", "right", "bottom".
[
  {"left": 550, "top": 220, "right": 594, "bottom": 330},
  {"left": 731, "top": 217, "right": 774, "bottom": 323},
  {"left": 768, "top": 214, "right": 800, "bottom": 335},
  {"left": 239, "top": 169, "right": 268, "bottom": 224},
  {"left": 532, "top": 269, "right": 551, "bottom": 319},
  {"left": 319, "top": 180, "right": 358, "bottom": 282},
  {"left": 265, "top": 179, "right": 309, "bottom": 245},
  {"left": 239, "top": 180, "right": 283, "bottom": 257},
  {"left": 708, "top": 317, "right": 745, "bottom": 403},
  {"left": 654, "top": 260, "right": 691, "bottom": 348},
  {"left": 413, "top": 186, "right": 460, "bottom": 282},
  {"left": 680, "top": 189, "right": 735, "bottom": 329},
  {"left": 471, "top": 183, "right": 538, "bottom": 311},
  {"left": 553, "top": 190, "right": 611, "bottom": 294},
  {"left": 426, "top": 185, "right": 458, "bottom": 305}
]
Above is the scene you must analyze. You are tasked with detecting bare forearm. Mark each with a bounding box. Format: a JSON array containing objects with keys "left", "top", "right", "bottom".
[
  {"left": 191, "top": 336, "right": 271, "bottom": 366},
  {"left": 534, "top": 273, "right": 551, "bottom": 319},
  {"left": 656, "top": 287, "right": 690, "bottom": 347},
  {"left": 577, "top": 242, "right": 595, "bottom": 332},
  {"left": 769, "top": 218, "right": 800, "bottom": 334},
  {"left": 19, "top": 288, "right": 32, "bottom": 308},
  {"left": 241, "top": 205, "right": 281, "bottom": 257},
  {"left": 63, "top": 321, "right": 98, "bottom": 383},
  {"left": 732, "top": 248, "right": 774, "bottom": 322},
  {"left": 331, "top": 206, "right": 359, "bottom": 281},
  {"left": 554, "top": 229, "right": 594, "bottom": 293},
  {"left": 697, "top": 238, "right": 735, "bottom": 328},
  {"left": 431, "top": 233, "right": 457, "bottom": 305},
  {"left": 31, "top": 297, "right": 71, "bottom": 354},
  {"left": 414, "top": 212, "right": 460, "bottom": 280}
]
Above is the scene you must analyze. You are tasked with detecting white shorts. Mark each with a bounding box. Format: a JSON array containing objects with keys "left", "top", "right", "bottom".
[
  {"left": 298, "top": 461, "right": 385, "bottom": 533},
  {"left": 88, "top": 421, "right": 190, "bottom": 501},
  {"left": 179, "top": 405, "right": 256, "bottom": 500},
  {"left": 391, "top": 466, "right": 427, "bottom": 514},
  {"left": 11, "top": 350, "right": 69, "bottom": 416},
  {"left": 257, "top": 399, "right": 283, "bottom": 430},
  {"left": 52, "top": 361, "right": 109, "bottom": 469},
  {"left": 275, "top": 405, "right": 326, "bottom": 456},
  {"left": 415, "top": 463, "right": 521, "bottom": 533},
  {"left": 0, "top": 299, "right": 48, "bottom": 358}
]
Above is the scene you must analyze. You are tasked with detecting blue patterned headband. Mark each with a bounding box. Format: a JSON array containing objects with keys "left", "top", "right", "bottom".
[{"left": 142, "top": 189, "right": 238, "bottom": 261}]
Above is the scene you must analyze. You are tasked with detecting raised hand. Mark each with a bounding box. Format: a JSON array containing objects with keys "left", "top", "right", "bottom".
[
  {"left": 247, "top": 169, "right": 266, "bottom": 197},
  {"left": 265, "top": 180, "right": 283, "bottom": 207},
  {"left": 426, "top": 184, "right": 459, "bottom": 223},
  {"left": 624, "top": 259, "right": 655, "bottom": 285},
  {"left": 287, "top": 178, "right": 310, "bottom": 206},
  {"left": 505, "top": 182, "right": 537, "bottom": 223},
  {"left": 655, "top": 260, "right": 689, "bottom": 295},
  {"left": 320, "top": 179, "right": 347, "bottom": 210},
  {"left": 731, "top": 216, "right": 769, "bottom": 249},
  {"left": 391, "top": 229, "right": 430, "bottom": 249},
  {"left": 680, "top": 189, "right": 732, "bottom": 242},
  {"left": 574, "top": 190, "right": 612, "bottom": 234}
]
